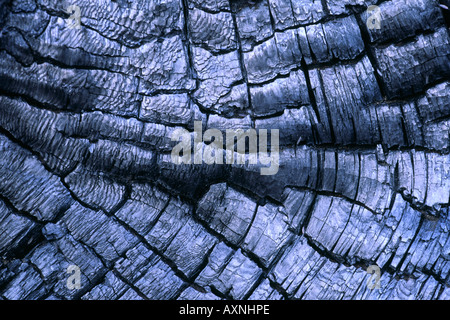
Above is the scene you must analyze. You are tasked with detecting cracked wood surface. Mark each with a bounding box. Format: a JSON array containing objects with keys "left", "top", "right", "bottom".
[{"left": 0, "top": 0, "right": 449, "bottom": 300}]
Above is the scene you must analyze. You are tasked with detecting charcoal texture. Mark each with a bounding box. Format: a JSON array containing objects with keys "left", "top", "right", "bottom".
[{"left": 0, "top": 0, "right": 449, "bottom": 300}]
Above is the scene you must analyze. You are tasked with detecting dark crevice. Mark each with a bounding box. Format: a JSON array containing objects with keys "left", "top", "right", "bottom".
[
  {"left": 354, "top": 13, "right": 387, "bottom": 100},
  {"left": 0, "top": 0, "right": 448, "bottom": 300}
]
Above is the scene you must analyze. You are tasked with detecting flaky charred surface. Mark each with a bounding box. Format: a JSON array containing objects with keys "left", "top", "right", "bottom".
[{"left": 0, "top": 0, "right": 449, "bottom": 300}]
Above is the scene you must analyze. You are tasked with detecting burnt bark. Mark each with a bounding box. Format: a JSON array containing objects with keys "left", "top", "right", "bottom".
[{"left": 0, "top": 0, "right": 449, "bottom": 300}]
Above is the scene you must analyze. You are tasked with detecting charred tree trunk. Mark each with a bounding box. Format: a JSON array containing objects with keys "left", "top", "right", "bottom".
[{"left": 0, "top": 0, "right": 449, "bottom": 300}]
